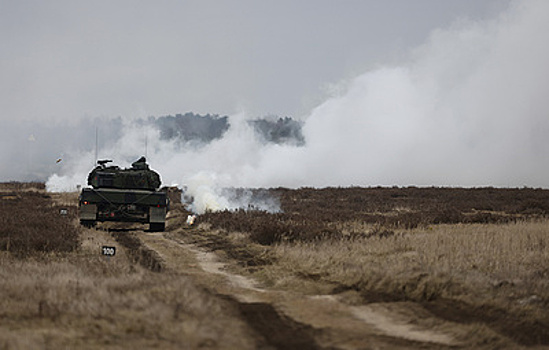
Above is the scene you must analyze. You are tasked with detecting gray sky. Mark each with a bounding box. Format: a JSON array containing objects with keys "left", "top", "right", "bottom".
[
  {"left": 11, "top": 0, "right": 549, "bottom": 191},
  {"left": 1, "top": 0, "right": 510, "bottom": 121}
]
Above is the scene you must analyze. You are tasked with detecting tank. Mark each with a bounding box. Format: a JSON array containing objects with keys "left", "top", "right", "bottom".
[
  {"left": 87, "top": 157, "right": 161, "bottom": 191},
  {"left": 79, "top": 157, "right": 168, "bottom": 231}
]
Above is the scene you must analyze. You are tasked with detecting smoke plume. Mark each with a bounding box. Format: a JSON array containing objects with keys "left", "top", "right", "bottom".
[{"left": 44, "top": 1, "right": 549, "bottom": 212}]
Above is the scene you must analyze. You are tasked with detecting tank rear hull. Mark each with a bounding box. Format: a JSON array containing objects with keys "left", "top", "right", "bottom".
[{"left": 79, "top": 188, "right": 168, "bottom": 231}]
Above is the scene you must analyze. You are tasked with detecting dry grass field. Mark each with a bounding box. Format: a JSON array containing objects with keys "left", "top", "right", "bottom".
[
  {"left": 1, "top": 183, "right": 549, "bottom": 349},
  {"left": 0, "top": 183, "right": 255, "bottom": 349},
  {"left": 201, "top": 187, "right": 549, "bottom": 347}
]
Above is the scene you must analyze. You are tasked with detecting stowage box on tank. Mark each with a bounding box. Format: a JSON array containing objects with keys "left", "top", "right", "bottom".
[{"left": 87, "top": 156, "right": 161, "bottom": 190}]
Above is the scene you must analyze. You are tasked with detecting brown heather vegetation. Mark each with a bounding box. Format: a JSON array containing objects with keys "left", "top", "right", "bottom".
[
  {"left": 0, "top": 182, "right": 46, "bottom": 191},
  {"left": 200, "top": 186, "right": 549, "bottom": 346},
  {"left": 203, "top": 187, "right": 549, "bottom": 244},
  {"left": 3, "top": 183, "right": 549, "bottom": 348},
  {"left": 0, "top": 184, "right": 255, "bottom": 349},
  {"left": 0, "top": 185, "right": 78, "bottom": 255}
]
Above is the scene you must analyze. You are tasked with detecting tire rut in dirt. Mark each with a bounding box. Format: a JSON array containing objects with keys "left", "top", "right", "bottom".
[
  {"left": 111, "top": 230, "right": 164, "bottom": 272},
  {"left": 220, "top": 295, "right": 323, "bottom": 350},
  {"left": 310, "top": 280, "right": 549, "bottom": 347},
  {"left": 422, "top": 298, "right": 549, "bottom": 346},
  {"left": 188, "top": 230, "right": 271, "bottom": 267}
]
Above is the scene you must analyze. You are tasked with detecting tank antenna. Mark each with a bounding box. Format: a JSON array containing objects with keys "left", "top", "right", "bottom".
[
  {"left": 145, "top": 130, "right": 148, "bottom": 158},
  {"left": 95, "top": 126, "right": 98, "bottom": 166}
]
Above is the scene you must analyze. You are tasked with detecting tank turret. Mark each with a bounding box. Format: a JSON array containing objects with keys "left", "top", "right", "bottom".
[{"left": 87, "top": 157, "right": 161, "bottom": 190}]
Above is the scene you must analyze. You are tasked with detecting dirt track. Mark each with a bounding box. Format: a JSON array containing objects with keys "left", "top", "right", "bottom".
[{"left": 108, "top": 223, "right": 478, "bottom": 350}]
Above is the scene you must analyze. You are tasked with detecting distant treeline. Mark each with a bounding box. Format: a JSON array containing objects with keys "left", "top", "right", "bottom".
[{"left": 152, "top": 112, "right": 304, "bottom": 145}]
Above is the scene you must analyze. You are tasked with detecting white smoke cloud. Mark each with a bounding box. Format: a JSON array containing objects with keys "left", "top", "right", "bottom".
[
  {"left": 46, "top": 1, "right": 549, "bottom": 211},
  {"left": 288, "top": 0, "right": 549, "bottom": 187}
]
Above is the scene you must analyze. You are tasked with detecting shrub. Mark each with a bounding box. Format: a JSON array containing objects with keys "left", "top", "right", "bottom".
[
  {"left": 201, "top": 187, "right": 549, "bottom": 245},
  {"left": 0, "top": 191, "right": 79, "bottom": 255}
]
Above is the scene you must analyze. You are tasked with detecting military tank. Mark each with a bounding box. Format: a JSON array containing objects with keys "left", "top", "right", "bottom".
[
  {"left": 87, "top": 157, "right": 161, "bottom": 190},
  {"left": 79, "top": 157, "right": 168, "bottom": 231}
]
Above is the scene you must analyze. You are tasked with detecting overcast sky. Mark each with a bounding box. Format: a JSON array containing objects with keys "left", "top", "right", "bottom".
[
  {"left": 8, "top": 0, "right": 548, "bottom": 192},
  {"left": 1, "top": 0, "right": 510, "bottom": 121}
]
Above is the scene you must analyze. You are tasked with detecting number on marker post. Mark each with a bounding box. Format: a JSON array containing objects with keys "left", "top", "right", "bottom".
[{"left": 101, "top": 246, "right": 116, "bottom": 256}]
